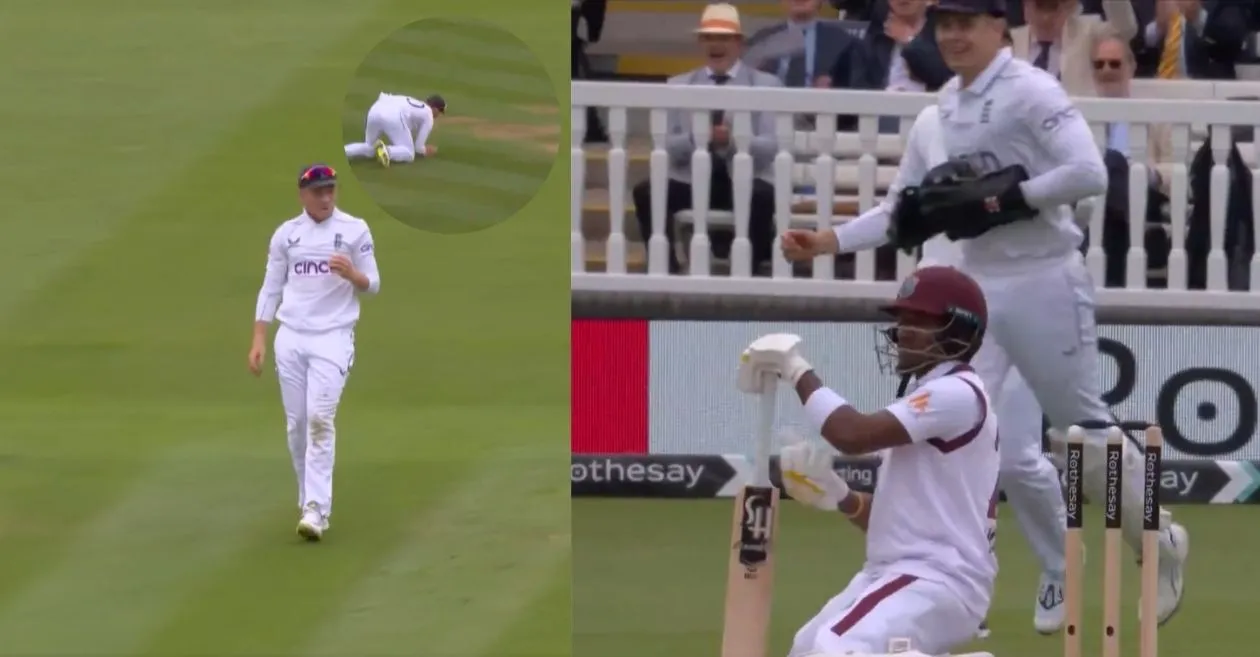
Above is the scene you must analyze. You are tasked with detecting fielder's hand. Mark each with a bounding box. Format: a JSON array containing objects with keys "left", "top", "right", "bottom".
[
  {"left": 329, "top": 254, "right": 356, "bottom": 279},
  {"left": 780, "top": 441, "right": 850, "bottom": 512},
  {"left": 780, "top": 229, "right": 829, "bottom": 262},
  {"left": 248, "top": 341, "right": 266, "bottom": 377},
  {"left": 737, "top": 333, "right": 813, "bottom": 393}
]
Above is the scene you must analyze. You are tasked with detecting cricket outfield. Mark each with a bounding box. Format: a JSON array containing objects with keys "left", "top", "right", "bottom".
[
  {"left": 575, "top": 499, "right": 1260, "bottom": 657},
  {"left": 0, "top": 1, "right": 567, "bottom": 655}
]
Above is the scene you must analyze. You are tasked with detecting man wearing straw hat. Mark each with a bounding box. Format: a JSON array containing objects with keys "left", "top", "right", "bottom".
[{"left": 630, "top": 3, "right": 781, "bottom": 274}]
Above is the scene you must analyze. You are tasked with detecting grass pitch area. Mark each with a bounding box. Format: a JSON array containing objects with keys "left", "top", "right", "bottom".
[
  {"left": 575, "top": 499, "right": 1260, "bottom": 657},
  {"left": 344, "top": 18, "right": 558, "bottom": 233},
  {"left": 0, "top": 1, "right": 567, "bottom": 655}
]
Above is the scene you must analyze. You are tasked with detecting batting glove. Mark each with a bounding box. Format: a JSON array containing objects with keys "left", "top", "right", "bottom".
[
  {"left": 737, "top": 333, "right": 813, "bottom": 394},
  {"left": 780, "top": 441, "right": 849, "bottom": 512}
]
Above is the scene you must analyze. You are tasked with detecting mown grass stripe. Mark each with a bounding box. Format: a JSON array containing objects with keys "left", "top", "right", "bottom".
[
  {"left": 0, "top": 442, "right": 288, "bottom": 656},
  {"left": 305, "top": 451, "right": 568, "bottom": 657}
]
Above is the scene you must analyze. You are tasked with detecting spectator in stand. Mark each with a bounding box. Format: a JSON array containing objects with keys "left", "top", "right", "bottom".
[
  {"left": 631, "top": 3, "right": 779, "bottom": 274},
  {"left": 1008, "top": 0, "right": 1137, "bottom": 95},
  {"left": 861, "top": 0, "right": 951, "bottom": 92},
  {"left": 1006, "top": 0, "right": 1108, "bottom": 27},
  {"left": 747, "top": 0, "right": 872, "bottom": 91},
  {"left": 1134, "top": 0, "right": 1250, "bottom": 80},
  {"left": 1089, "top": 26, "right": 1172, "bottom": 287},
  {"left": 573, "top": 0, "right": 608, "bottom": 143},
  {"left": 829, "top": 0, "right": 880, "bottom": 21}
]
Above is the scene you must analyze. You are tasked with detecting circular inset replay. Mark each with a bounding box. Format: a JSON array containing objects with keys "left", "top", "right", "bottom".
[{"left": 342, "top": 18, "right": 558, "bottom": 234}]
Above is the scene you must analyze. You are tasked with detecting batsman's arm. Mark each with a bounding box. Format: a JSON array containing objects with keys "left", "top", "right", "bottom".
[
  {"left": 254, "top": 229, "right": 288, "bottom": 326},
  {"left": 794, "top": 370, "right": 913, "bottom": 455},
  {"left": 795, "top": 369, "right": 983, "bottom": 456},
  {"left": 1017, "top": 81, "right": 1107, "bottom": 210},
  {"left": 837, "top": 491, "right": 872, "bottom": 532}
]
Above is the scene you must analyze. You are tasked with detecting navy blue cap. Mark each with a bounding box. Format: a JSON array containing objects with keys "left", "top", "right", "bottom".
[
  {"left": 426, "top": 94, "right": 447, "bottom": 114},
  {"left": 934, "top": 0, "right": 1005, "bottom": 16},
  {"left": 298, "top": 163, "right": 337, "bottom": 189}
]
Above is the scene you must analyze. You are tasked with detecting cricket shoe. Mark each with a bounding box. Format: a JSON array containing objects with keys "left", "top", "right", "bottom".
[
  {"left": 975, "top": 620, "right": 990, "bottom": 640},
  {"left": 374, "top": 140, "right": 390, "bottom": 167},
  {"left": 1139, "top": 522, "right": 1188, "bottom": 625},
  {"left": 1033, "top": 572, "right": 1066, "bottom": 634},
  {"left": 296, "top": 505, "right": 330, "bottom": 542}
]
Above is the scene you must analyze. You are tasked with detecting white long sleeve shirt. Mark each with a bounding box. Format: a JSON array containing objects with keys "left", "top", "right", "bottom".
[
  {"left": 835, "top": 48, "right": 1106, "bottom": 274},
  {"left": 254, "top": 209, "right": 380, "bottom": 333},
  {"left": 375, "top": 92, "right": 435, "bottom": 154}
]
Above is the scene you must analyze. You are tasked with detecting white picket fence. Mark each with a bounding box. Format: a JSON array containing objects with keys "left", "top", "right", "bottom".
[{"left": 572, "top": 81, "right": 1260, "bottom": 314}]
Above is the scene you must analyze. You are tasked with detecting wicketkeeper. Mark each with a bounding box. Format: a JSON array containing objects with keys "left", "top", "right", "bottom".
[{"left": 780, "top": 0, "right": 1188, "bottom": 633}]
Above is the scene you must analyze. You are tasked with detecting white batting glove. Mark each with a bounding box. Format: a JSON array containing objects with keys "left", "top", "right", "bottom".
[
  {"left": 780, "top": 441, "right": 850, "bottom": 512},
  {"left": 736, "top": 333, "right": 813, "bottom": 394}
]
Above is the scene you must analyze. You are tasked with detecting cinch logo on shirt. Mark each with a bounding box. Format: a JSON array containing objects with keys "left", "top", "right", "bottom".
[{"left": 293, "top": 260, "right": 332, "bottom": 276}]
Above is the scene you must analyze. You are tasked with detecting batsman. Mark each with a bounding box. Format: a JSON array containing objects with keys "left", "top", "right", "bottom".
[{"left": 780, "top": 0, "right": 1188, "bottom": 634}]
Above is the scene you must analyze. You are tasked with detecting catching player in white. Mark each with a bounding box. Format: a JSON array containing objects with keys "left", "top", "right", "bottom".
[
  {"left": 248, "top": 163, "right": 381, "bottom": 541},
  {"left": 344, "top": 92, "right": 446, "bottom": 167},
  {"left": 737, "top": 266, "right": 999, "bottom": 657}
]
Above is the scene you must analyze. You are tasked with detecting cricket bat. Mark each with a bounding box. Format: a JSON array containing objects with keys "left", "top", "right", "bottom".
[{"left": 720, "top": 378, "right": 780, "bottom": 657}]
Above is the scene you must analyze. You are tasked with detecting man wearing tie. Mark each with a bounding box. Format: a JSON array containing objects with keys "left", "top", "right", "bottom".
[
  {"left": 630, "top": 3, "right": 781, "bottom": 273},
  {"left": 1008, "top": 0, "right": 1136, "bottom": 96},
  {"left": 746, "top": 0, "right": 871, "bottom": 91},
  {"left": 1135, "top": 0, "right": 1249, "bottom": 80}
]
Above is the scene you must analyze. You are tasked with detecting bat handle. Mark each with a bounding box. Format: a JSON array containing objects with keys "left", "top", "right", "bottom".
[{"left": 753, "top": 373, "right": 776, "bottom": 488}]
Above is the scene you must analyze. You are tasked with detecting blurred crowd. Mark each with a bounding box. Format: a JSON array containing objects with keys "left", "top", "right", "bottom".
[{"left": 572, "top": 0, "right": 1260, "bottom": 288}]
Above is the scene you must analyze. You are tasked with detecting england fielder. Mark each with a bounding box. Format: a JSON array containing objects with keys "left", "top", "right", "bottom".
[
  {"left": 910, "top": 103, "right": 1066, "bottom": 636},
  {"left": 248, "top": 163, "right": 381, "bottom": 541},
  {"left": 344, "top": 92, "right": 446, "bottom": 167},
  {"left": 781, "top": 0, "right": 1188, "bottom": 630},
  {"left": 739, "top": 266, "right": 998, "bottom": 657}
]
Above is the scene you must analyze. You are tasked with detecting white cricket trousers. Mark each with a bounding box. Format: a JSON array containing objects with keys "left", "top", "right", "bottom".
[
  {"left": 788, "top": 570, "right": 980, "bottom": 657},
  {"left": 344, "top": 101, "right": 416, "bottom": 163},
  {"left": 994, "top": 370, "right": 1067, "bottom": 577},
  {"left": 274, "top": 324, "right": 355, "bottom": 518},
  {"left": 966, "top": 252, "right": 1172, "bottom": 554}
]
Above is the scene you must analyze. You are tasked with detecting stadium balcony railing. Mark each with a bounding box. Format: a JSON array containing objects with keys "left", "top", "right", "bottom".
[{"left": 571, "top": 81, "right": 1260, "bottom": 321}]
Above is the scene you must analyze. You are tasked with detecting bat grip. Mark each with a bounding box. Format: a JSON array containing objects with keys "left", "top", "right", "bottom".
[{"left": 753, "top": 373, "right": 776, "bottom": 487}]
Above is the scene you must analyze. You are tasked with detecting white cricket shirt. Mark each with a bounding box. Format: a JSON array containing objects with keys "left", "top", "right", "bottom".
[
  {"left": 254, "top": 209, "right": 381, "bottom": 333},
  {"left": 834, "top": 48, "right": 1107, "bottom": 275},
  {"left": 866, "top": 361, "right": 1000, "bottom": 619},
  {"left": 374, "top": 92, "right": 436, "bottom": 154}
]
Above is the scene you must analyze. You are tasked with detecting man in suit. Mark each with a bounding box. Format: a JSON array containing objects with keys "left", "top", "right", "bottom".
[
  {"left": 1090, "top": 25, "right": 1173, "bottom": 287},
  {"left": 1009, "top": 0, "right": 1137, "bottom": 95},
  {"left": 631, "top": 3, "right": 781, "bottom": 274},
  {"left": 863, "top": 0, "right": 952, "bottom": 91},
  {"left": 747, "top": 0, "right": 872, "bottom": 90},
  {"left": 1134, "top": 0, "right": 1250, "bottom": 80}
]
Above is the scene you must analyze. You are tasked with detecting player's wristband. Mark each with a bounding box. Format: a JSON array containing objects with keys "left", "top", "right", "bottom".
[{"left": 804, "top": 387, "right": 848, "bottom": 434}]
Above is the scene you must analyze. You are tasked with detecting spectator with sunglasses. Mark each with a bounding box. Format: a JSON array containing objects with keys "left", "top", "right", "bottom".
[
  {"left": 1007, "top": 0, "right": 1136, "bottom": 96},
  {"left": 249, "top": 163, "right": 382, "bottom": 542},
  {"left": 344, "top": 92, "right": 446, "bottom": 167},
  {"left": 1089, "top": 26, "right": 1173, "bottom": 288}
]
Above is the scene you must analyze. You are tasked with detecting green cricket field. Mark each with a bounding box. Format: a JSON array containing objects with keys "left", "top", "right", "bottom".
[
  {"left": 575, "top": 500, "right": 1260, "bottom": 657},
  {"left": 0, "top": 1, "right": 567, "bottom": 655}
]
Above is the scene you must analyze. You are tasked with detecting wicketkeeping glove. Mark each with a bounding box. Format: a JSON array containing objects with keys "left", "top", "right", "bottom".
[
  {"left": 886, "top": 159, "right": 979, "bottom": 253},
  {"left": 916, "top": 164, "right": 1039, "bottom": 240},
  {"left": 780, "top": 441, "right": 850, "bottom": 512}
]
